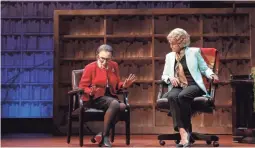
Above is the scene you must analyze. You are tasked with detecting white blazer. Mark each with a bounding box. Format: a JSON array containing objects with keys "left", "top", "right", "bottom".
[{"left": 161, "top": 47, "right": 214, "bottom": 96}]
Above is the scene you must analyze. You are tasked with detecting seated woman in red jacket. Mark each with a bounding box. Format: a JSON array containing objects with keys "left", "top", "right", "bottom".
[{"left": 79, "top": 44, "right": 136, "bottom": 147}]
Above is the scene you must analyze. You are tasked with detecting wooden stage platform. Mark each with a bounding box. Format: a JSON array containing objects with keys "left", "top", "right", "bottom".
[{"left": 1, "top": 134, "right": 255, "bottom": 147}]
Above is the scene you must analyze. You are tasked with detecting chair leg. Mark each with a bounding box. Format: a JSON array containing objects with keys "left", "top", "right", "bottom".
[
  {"left": 79, "top": 107, "right": 84, "bottom": 147},
  {"left": 67, "top": 117, "right": 72, "bottom": 144},
  {"left": 111, "top": 125, "right": 115, "bottom": 143},
  {"left": 67, "top": 94, "right": 74, "bottom": 144},
  {"left": 125, "top": 120, "right": 130, "bottom": 145}
]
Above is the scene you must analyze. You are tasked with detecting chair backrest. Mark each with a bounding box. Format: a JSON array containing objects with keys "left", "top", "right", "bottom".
[
  {"left": 200, "top": 48, "right": 219, "bottom": 92},
  {"left": 72, "top": 69, "right": 84, "bottom": 90}
]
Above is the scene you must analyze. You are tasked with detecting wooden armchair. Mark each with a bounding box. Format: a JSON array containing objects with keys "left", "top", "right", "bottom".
[{"left": 67, "top": 69, "right": 130, "bottom": 147}]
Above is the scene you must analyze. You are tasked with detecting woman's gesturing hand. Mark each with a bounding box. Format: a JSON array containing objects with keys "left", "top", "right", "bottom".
[{"left": 123, "top": 74, "right": 136, "bottom": 88}]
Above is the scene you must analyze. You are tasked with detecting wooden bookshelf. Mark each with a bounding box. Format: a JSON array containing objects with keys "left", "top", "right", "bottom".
[{"left": 54, "top": 8, "right": 254, "bottom": 134}]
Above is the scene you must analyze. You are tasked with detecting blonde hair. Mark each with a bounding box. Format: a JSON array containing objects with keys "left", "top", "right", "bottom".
[{"left": 167, "top": 28, "right": 190, "bottom": 48}]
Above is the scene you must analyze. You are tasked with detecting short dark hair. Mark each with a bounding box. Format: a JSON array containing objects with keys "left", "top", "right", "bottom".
[{"left": 96, "top": 44, "right": 113, "bottom": 54}]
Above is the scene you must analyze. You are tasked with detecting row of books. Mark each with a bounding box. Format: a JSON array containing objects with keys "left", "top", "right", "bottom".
[
  {"left": 22, "top": 52, "right": 53, "bottom": 66},
  {"left": 1, "top": 85, "right": 53, "bottom": 101},
  {"left": 1, "top": 36, "right": 53, "bottom": 50},
  {"left": 1, "top": 3, "right": 23, "bottom": 17},
  {"left": 1, "top": 52, "right": 53, "bottom": 67},
  {"left": 204, "top": 15, "right": 249, "bottom": 34},
  {"left": 119, "top": 64, "right": 153, "bottom": 81},
  {"left": 204, "top": 37, "right": 249, "bottom": 58},
  {"left": 2, "top": 20, "right": 53, "bottom": 34},
  {"left": 23, "top": 2, "right": 56, "bottom": 17},
  {"left": 110, "top": 40, "right": 152, "bottom": 58},
  {"left": 62, "top": 40, "right": 153, "bottom": 58},
  {"left": 20, "top": 69, "right": 53, "bottom": 83},
  {"left": 24, "top": 20, "right": 53, "bottom": 33},
  {"left": 154, "top": 38, "right": 171, "bottom": 57},
  {"left": 63, "top": 40, "right": 103, "bottom": 58},
  {"left": 2, "top": 20, "right": 23, "bottom": 33},
  {"left": 1, "top": 53, "right": 21, "bottom": 66},
  {"left": 24, "top": 36, "right": 53, "bottom": 50},
  {"left": 127, "top": 84, "right": 153, "bottom": 104},
  {"left": 67, "top": 17, "right": 104, "bottom": 35},
  {"left": 109, "top": 17, "right": 151, "bottom": 35},
  {"left": 1, "top": 68, "right": 53, "bottom": 83},
  {"left": 1, "top": 86, "right": 21, "bottom": 100},
  {"left": 1, "top": 68, "right": 20, "bottom": 83},
  {"left": 154, "top": 62, "right": 165, "bottom": 80},
  {"left": 1, "top": 2, "right": 56, "bottom": 17},
  {"left": 21, "top": 85, "right": 53, "bottom": 100},
  {"left": 154, "top": 15, "right": 200, "bottom": 35},
  {"left": 1, "top": 102, "right": 53, "bottom": 118},
  {"left": 2, "top": 36, "right": 22, "bottom": 50}
]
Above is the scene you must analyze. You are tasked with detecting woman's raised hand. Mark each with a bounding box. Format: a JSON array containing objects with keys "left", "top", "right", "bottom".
[{"left": 123, "top": 74, "right": 136, "bottom": 88}]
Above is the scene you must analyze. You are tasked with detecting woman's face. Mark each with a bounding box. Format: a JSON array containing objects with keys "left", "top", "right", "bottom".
[
  {"left": 97, "top": 50, "right": 112, "bottom": 68},
  {"left": 169, "top": 38, "right": 183, "bottom": 53}
]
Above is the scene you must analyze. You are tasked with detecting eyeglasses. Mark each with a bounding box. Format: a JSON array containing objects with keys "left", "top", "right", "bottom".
[{"left": 98, "top": 56, "right": 112, "bottom": 63}]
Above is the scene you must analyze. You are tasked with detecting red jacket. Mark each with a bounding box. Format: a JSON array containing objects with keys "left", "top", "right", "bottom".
[{"left": 79, "top": 61, "right": 124, "bottom": 101}]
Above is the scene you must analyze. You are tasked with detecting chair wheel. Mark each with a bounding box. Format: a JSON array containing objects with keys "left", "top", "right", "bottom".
[
  {"left": 206, "top": 140, "right": 212, "bottom": 145},
  {"left": 175, "top": 140, "right": 180, "bottom": 144},
  {"left": 213, "top": 141, "right": 219, "bottom": 147},
  {"left": 159, "top": 140, "right": 165, "bottom": 146},
  {"left": 91, "top": 137, "right": 96, "bottom": 143}
]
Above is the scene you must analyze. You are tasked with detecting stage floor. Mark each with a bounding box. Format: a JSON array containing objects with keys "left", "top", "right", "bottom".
[{"left": 1, "top": 134, "right": 254, "bottom": 147}]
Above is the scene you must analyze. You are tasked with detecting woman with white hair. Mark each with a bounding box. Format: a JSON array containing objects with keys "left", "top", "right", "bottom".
[
  {"left": 79, "top": 44, "right": 136, "bottom": 147},
  {"left": 161, "top": 28, "right": 219, "bottom": 147}
]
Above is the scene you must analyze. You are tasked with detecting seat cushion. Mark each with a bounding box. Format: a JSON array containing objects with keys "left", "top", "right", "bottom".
[
  {"left": 156, "top": 96, "right": 214, "bottom": 114},
  {"left": 156, "top": 98, "right": 169, "bottom": 110},
  {"left": 192, "top": 96, "right": 214, "bottom": 113},
  {"left": 72, "top": 108, "right": 104, "bottom": 116},
  {"left": 71, "top": 107, "right": 128, "bottom": 121}
]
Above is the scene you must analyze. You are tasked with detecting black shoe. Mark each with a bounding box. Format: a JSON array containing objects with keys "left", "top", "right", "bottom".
[{"left": 99, "top": 136, "right": 112, "bottom": 147}]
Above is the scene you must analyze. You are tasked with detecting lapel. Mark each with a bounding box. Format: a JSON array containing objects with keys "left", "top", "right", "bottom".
[
  {"left": 170, "top": 52, "right": 176, "bottom": 77},
  {"left": 185, "top": 47, "right": 196, "bottom": 79}
]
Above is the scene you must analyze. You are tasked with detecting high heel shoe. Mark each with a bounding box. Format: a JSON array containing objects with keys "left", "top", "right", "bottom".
[
  {"left": 94, "top": 132, "right": 102, "bottom": 143},
  {"left": 182, "top": 132, "right": 191, "bottom": 147},
  {"left": 99, "top": 136, "right": 112, "bottom": 147},
  {"left": 176, "top": 132, "right": 191, "bottom": 147}
]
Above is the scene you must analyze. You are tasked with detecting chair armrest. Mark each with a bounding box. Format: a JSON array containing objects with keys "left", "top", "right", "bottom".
[
  {"left": 155, "top": 80, "right": 167, "bottom": 85},
  {"left": 155, "top": 80, "right": 168, "bottom": 100},
  {"left": 116, "top": 89, "right": 128, "bottom": 94},
  {"left": 117, "top": 89, "right": 129, "bottom": 106},
  {"left": 68, "top": 88, "right": 84, "bottom": 95},
  {"left": 208, "top": 79, "right": 219, "bottom": 103}
]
